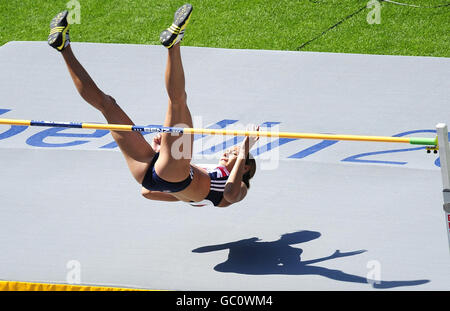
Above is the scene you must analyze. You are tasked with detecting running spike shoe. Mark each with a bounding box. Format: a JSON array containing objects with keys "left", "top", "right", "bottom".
[
  {"left": 48, "top": 10, "right": 70, "bottom": 52},
  {"left": 159, "top": 4, "right": 193, "bottom": 49}
]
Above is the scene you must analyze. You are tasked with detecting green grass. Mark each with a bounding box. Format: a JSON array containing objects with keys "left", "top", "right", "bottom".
[{"left": 0, "top": 0, "right": 449, "bottom": 56}]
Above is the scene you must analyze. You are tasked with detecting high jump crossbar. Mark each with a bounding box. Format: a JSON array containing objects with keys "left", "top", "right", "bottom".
[
  {"left": 0, "top": 118, "right": 439, "bottom": 146},
  {"left": 0, "top": 118, "right": 449, "bottom": 253}
]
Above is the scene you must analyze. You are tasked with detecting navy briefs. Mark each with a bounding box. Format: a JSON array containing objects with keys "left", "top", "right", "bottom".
[{"left": 142, "top": 152, "right": 193, "bottom": 193}]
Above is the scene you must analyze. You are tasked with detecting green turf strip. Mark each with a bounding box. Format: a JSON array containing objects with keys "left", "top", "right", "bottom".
[{"left": 0, "top": 0, "right": 449, "bottom": 56}]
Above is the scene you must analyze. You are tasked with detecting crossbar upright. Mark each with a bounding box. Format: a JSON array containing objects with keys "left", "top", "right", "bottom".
[{"left": 436, "top": 123, "right": 450, "bottom": 254}]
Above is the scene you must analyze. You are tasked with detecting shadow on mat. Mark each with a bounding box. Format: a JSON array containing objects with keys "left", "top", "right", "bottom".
[{"left": 192, "top": 230, "right": 429, "bottom": 289}]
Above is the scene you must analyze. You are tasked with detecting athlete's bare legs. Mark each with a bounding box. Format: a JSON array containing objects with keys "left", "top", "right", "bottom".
[
  {"left": 61, "top": 45, "right": 155, "bottom": 183},
  {"left": 154, "top": 43, "right": 194, "bottom": 182}
]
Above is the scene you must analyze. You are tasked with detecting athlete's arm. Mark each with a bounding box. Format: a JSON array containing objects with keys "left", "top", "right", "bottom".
[
  {"left": 223, "top": 180, "right": 248, "bottom": 203},
  {"left": 141, "top": 187, "right": 180, "bottom": 202},
  {"left": 223, "top": 150, "right": 248, "bottom": 203},
  {"left": 223, "top": 125, "right": 259, "bottom": 203}
]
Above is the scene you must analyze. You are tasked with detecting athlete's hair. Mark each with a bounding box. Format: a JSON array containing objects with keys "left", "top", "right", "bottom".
[{"left": 242, "top": 153, "right": 256, "bottom": 189}]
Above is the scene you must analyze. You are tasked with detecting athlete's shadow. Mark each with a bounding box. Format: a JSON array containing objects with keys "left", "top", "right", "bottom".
[{"left": 192, "top": 230, "right": 429, "bottom": 289}]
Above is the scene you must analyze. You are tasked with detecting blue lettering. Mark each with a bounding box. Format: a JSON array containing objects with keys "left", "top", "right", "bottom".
[
  {"left": 342, "top": 147, "right": 420, "bottom": 165},
  {"left": 0, "top": 109, "right": 28, "bottom": 140},
  {"left": 197, "top": 120, "right": 239, "bottom": 154},
  {"left": 100, "top": 120, "right": 239, "bottom": 149},
  {"left": 254, "top": 138, "right": 296, "bottom": 156},
  {"left": 200, "top": 136, "right": 244, "bottom": 155},
  {"left": 289, "top": 140, "right": 339, "bottom": 159},
  {"left": 1, "top": 111, "right": 439, "bottom": 168},
  {"left": 199, "top": 121, "right": 284, "bottom": 155},
  {"left": 342, "top": 130, "right": 435, "bottom": 165},
  {"left": 26, "top": 128, "right": 109, "bottom": 148},
  {"left": 254, "top": 122, "right": 296, "bottom": 156},
  {"left": 194, "top": 119, "right": 238, "bottom": 141}
]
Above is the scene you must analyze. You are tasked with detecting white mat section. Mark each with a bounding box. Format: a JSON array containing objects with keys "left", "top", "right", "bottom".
[{"left": 0, "top": 41, "right": 449, "bottom": 290}]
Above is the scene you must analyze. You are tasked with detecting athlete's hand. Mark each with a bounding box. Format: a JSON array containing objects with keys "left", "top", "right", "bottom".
[
  {"left": 151, "top": 133, "right": 162, "bottom": 153},
  {"left": 247, "top": 124, "right": 260, "bottom": 149},
  {"left": 240, "top": 125, "right": 260, "bottom": 157}
]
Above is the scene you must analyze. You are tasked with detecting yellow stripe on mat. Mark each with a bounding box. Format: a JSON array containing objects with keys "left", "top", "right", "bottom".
[{"left": 0, "top": 280, "right": 156, "bottom": 291}]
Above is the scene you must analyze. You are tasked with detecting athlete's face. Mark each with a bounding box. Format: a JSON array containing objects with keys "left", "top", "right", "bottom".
[
  {"left": 219, "top": 146, "right": 239, "bottom": 168},
  {"left": 219, "top": 146, "right": 249, "bottom": 173}
]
